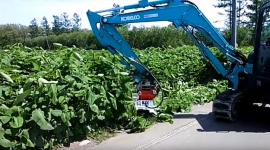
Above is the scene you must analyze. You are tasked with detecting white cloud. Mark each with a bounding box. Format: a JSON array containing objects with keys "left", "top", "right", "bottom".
[{"left": 0, "top": 0, "right": 226, "bottom": 29}]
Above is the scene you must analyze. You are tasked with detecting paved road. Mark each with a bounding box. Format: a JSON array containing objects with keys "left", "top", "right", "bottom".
[
  {"left": 72, "top": 102, "right": 270, "bottom": 150},
  {"left": 147, "top": 111, "right": 270, "bottom": 150}
]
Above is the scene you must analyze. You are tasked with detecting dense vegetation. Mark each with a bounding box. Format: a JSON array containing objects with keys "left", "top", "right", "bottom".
[
  {"left": 0, "top": 43, "right": 253, "bottom": 150},
  {"left": 0, "top": 22, "right": 257, "bottom": 51}
]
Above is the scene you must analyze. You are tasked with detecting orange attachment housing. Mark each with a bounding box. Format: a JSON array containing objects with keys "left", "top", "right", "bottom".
[{"left": 138, "top": 90, "right": 156, "bottom": 100}]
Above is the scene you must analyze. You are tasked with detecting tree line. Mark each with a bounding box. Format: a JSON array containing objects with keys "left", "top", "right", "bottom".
[
  {"left": 0, "top": 0, "right": 268, "bottom": 50},
  {"left": 214, "top": 0, "right": 269, "bottom": 40}
]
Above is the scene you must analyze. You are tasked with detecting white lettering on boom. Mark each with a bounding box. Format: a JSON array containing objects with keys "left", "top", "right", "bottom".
[{"left": 121, "top": 15, "right": 140, "bottom": 21}]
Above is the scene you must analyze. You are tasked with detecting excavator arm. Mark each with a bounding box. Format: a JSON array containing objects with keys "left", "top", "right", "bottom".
[{"left": 86, "top": 0, "right": 247, "bottom": 91}]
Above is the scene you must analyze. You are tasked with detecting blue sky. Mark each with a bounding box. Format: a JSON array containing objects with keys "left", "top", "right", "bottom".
[{"left": 0, "top": 0, "right": 227, "bottom": 29}]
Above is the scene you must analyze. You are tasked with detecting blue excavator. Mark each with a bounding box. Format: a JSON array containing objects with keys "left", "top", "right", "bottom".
[{"left": 86, "top": 0, "right": 270, "bottom": 122}]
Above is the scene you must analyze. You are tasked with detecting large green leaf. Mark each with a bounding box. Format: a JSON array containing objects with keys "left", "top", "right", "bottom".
[
  {"left": 0, "top": 128, "right": 5, "bottom": 138},
  {"left": 53, "top": 43, "right": 63, "bottom": 48},
  {"left": 90, "top": 104, "right": 99, "bottom": 114},
  {"left": 97, "top": 115, "right": 105, "bottom": 120},
  {"left": 32, "top": 62, "right": 40, "bottom": 71},
  {"left": 108, "top": 92, "right": 117, "bottom": 110},
  {"left": 23, "top": 78, "right": 35, "bottom": 91},
  {"left": 0, "top": 71, "right": 13, "bottom": 83},
  {"left": 50, "top": 84, "right": 58, "bottom": 104},
  {"left": 60, "top": 112, "right": 72, "bottom": 125},
  {"left": 31, "top": 109, "right": 54, "bottom": 130},
  {"left": 51, "top": 110, "right": 62, "bottom": 117},
  {"left": 9, "top": 116, "right": 24, "bottom": 128},
  {"left": 0, "top": 104, "right": 9, "bottom": 115},
  {"left": 13, "top": 89, "right": 32, "bottom": 106},
  {"left": 0, "top": 116, "right": 11, "bottom": 124},
  {"left": 38, "top": 78, "right": 58, "bottom": 84},
  {"left": 0, "top": 138, "right": 15, "bottom": 148},
  {"left": 86, "top": 88, "right": 98, "bottom": 105},
  {"left": 21, "top": 129, "right": 34, "bottom": 147},
  {"left": 0, "top": 86, "right": 2, "bottom": 98}
]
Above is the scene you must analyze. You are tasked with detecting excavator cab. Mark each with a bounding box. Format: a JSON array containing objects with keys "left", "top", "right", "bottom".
[{"left": 249, "top": 2, "right": 270, "bottom": 93}]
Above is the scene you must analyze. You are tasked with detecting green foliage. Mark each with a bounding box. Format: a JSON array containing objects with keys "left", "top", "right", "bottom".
[
  {"left": 5, "top": 25, "right": 251, "bottom": 50},
  {"left": 29, "top": 19, "right": 39, "bottom": 38},
  {"left": 0, "top": 43, "right": 154, "bottom": 149},
  {"left": 41, "top": 17, "right": 51, "bottom": 36},
  {"left": 134, "top": 46, "right": 253, "bottom": 112},
  {"left": 222, "top": 26, "right": 254, "bottom": 46},
  {"left": 246, "top": 0, "right": 269, "bottom": 27},
  {"left": 0, "top": 44, "right": 254, "bottom": 149},
  {"left": 0, "top": 22, "right": 256, "bottom": 51},
  {"left": 0, "top": 24, "right": 30, "bottom": 48}
]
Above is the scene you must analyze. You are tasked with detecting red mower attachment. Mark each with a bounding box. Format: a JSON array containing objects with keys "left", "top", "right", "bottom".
[
  {"left": 138, "top": 89, "right": 157, "bottom": 100},
  {"left": 133, "top": 81, "right": 159, "bottom": 114},
  {"left": 137, "top": 81, "right": 158, "bottom": 100}
]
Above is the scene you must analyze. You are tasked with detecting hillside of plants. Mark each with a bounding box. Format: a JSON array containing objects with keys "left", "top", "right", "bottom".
[{"left": 0, "top": 0, "right": 267, "bottom": 149}]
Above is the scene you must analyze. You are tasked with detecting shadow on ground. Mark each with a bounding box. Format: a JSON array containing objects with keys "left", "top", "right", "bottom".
[{"left": 173, "top": 105, "right": 270, "bottom": 133}]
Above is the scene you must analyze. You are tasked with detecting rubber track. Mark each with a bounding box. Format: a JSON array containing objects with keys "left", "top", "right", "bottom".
[{"left": 212, "top": 89, "right": 249, "bottom": 121}]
